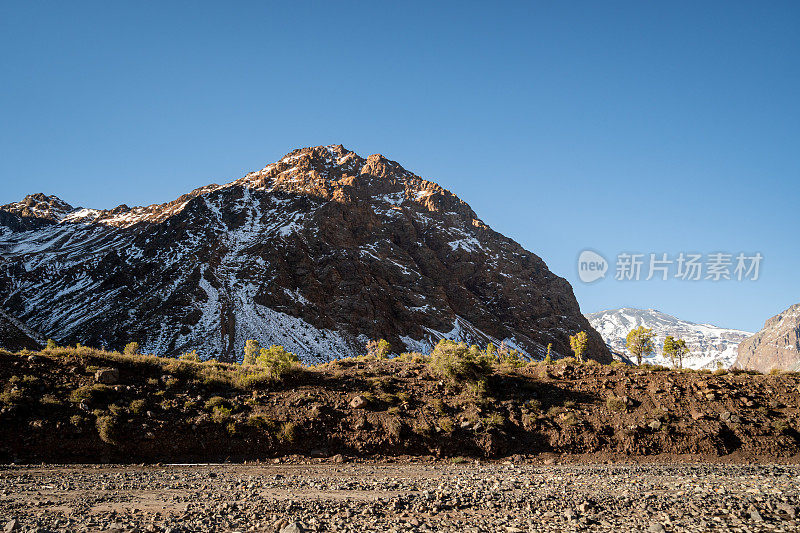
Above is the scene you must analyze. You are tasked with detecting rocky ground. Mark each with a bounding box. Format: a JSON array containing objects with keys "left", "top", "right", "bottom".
[{"left": 1, "top": 462, "right": 800, "bottom": 532}]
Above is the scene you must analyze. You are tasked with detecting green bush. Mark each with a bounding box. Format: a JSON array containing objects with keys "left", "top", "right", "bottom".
[
  {"left": 606, "top": 396, "right": 626, "bottom": 412},
  {"left": 246, "top": 414, "right": 276, "bottom": 430},
  {"left": 559, "top": 412, "right": 580, "bottom": 426},
  {"left": 525, "top": 398, "right": 542, "bottom": 412},
  {"left": 396, "top": 391, "right": 412, "bottom": 403},
  {"left": 430, "top": 398, "right": 447, "bottom": 415},
  {"left": 96, "top": 415, "right": 118, "bottom": 444},
  {"left": 243, "top": 340, "right": 260, "bottom": 366},
  {"left": 129, "top": 399, "right": 147, "bottom": 415},
  {"left": 179, "top": 350, "right": 200, "bottom": 362},
  {"left": 232, "top": 370, "right": 272, "bottom": 390},
  {"left": 437, "top": 416, "right": 455, "bottom": 432},
  {"left": 544, "top": 343, "right": 553, "bottom": 364},
  {"left": 123, "top": 342, "right": 140, "bottom": 356},
  {"left": 0, "top": 388, "right": 25, "bottom": 405},
  {"left": 428, "top": 340, "right": 491, "bottom": 383},
  {"left": 277, "top": 421, "right": 297, "bottom": 443},
  {"left": 205, "top": 396, "right": 227, "bottom": 410},
  {"left": 69, "top": 384, "right": 113, "bottom": 404},
  {"left": 256, "top": 345, "right": 300, "bottom": 378},
  {"left": 211, "top": 405, "right": 232, "bottom": 423},
  {"left": 366, "top": 339, "right": 391, "bottom": 359},
  {"left": 482, "top": 412, "right": 505, "bottom": 429},
  {"left": 40, "top": 394, "right": 61, "bottom": 406}
]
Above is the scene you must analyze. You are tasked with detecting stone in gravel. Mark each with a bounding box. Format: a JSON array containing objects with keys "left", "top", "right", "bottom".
[
  {"left": 648, "top": 420, "right": 662, "bottom": 431},
  {"left": 647, "top": 522, "right": 665, "bottom": 533},
  {"left": 4, "top": 520, "right": 18, "bottom": 533},
  {"left": 95, "top": 368, "right": 119, "bottom": 384},
  {"left": 749, "top": 505, "right": 763, "bottom": 522},
  {"left": 778, "top": 502, "right": 797, "bottom": 518},
  {"left": 349, "top": 396, "right": 368, "bottom": 409},
  {"left": 279, "top": 523, "right": 303, "bottom": 533}
]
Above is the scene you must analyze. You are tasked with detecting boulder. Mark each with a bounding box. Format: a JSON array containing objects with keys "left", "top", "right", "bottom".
[
  {"left": 349, "top": 395, "right": 368, "bottom": 409},
  {"left": 95, "top": 368, "right": 119, "bottom": 384}
]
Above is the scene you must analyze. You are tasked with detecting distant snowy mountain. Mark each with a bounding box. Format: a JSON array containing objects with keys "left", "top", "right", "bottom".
[{"left": 585, "top": 308, "right": 752, "bottom": 369}]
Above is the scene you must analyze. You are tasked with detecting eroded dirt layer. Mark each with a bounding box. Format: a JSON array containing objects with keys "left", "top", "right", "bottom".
[
  {"left": 3, "top": 349, "right": 800, "bottom": 463},
  {"left": 1, "top": 463, "right": 799, "bottom": 532}
]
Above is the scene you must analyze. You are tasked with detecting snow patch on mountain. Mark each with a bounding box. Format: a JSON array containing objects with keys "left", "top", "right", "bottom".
[{"left": 586, "top": 308, "right": 752, "bottom": 369}]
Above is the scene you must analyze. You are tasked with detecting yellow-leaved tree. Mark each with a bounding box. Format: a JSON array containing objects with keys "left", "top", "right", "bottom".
[
  {"left": 569, "top": 331, "right": 589, "bottom": 362},
  {"left": 626, "top": 326, "right": 655, "bottom": 365}
]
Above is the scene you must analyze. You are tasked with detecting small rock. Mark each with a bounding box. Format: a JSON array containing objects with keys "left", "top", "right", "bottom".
[
  {"left": 349, "top": 396, "right": 368, "bottom": 409},
  {"left": 749, "top": 505, "right": 763, "bottom": 522},
  {"left": 4, "top": 519, "right": 18, "bottom": 533},
  {"left": 778, "top": 503, "right": 797, "bottom": 518},
  {"left": 720, "top": 411, "right": 732, "bottom": 421},
  {"left": 578, "top": 500, "right": 594, "bottom": 513},
  {"left": 647, "top": 522, "right": 665, "bottom": 533},
  {"left": 95, "top": 368, "right": 120, "bottom": 385},
  {"left": 279, "top": 522, "right": 303, "bottom": 533},
  {"left": 648, "top": 419, "right": 662, "bottom": 431}
]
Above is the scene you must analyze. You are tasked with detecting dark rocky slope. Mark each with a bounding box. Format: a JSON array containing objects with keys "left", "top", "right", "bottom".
[
  {"left": 0, "top": 145, "right": 608, "bottom": 363},
  {"left": 0, "top": 310, "right": 43, "bottom": 351}
]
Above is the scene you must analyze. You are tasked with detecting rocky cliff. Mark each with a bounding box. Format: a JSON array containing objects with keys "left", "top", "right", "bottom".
[
  {"left": 0, "top": 145, "right": 610, "bottom": 363},
  {"left": 733, "top": 303, "right": 800, "bottom": 373}
]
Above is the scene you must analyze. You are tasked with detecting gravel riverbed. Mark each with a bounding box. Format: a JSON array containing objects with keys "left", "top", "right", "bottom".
[{"left": 1, "top": 462, "right": 799, "bottom": 532}]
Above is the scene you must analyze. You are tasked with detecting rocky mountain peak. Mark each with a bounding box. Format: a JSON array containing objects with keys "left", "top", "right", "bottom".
[
  {"left": 733, "top": 303, "right": 800, "bottom": 372},
  {"left": 2, "top": 193, "right": 74, "bottom": 222},
  {"left": 0, "top": 146, "right": 610, "bottom": 363}
]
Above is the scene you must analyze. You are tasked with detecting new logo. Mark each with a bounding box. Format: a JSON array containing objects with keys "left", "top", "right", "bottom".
[{"left": 578, "top": 250, "right": 608, "bottom": 283}]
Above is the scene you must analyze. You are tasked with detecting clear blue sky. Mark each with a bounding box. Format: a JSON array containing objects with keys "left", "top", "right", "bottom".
[{"left": 1, "top": 2, "right": 798, "bottom": 332}]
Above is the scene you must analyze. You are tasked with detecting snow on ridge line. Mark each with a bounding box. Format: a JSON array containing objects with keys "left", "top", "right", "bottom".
[{"left": 586, "top": 307, "right": 753, "bottom": 369}]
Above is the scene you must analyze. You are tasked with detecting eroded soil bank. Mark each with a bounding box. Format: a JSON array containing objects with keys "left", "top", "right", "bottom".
[{"left": 2, "top": 348, "right": 800, "bottom": 463}]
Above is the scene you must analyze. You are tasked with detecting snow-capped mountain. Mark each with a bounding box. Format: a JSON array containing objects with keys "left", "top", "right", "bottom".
[
  {"left": 0, "top": 145, "right": 610, "bottom": 363},
  {"left": 585, "top": 308, "right": 752, "bottom": 369}
]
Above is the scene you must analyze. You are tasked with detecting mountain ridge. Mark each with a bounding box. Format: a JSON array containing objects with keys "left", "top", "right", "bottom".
[{"left": 1, "top": 145, "right": 610, "bottom": 363}]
